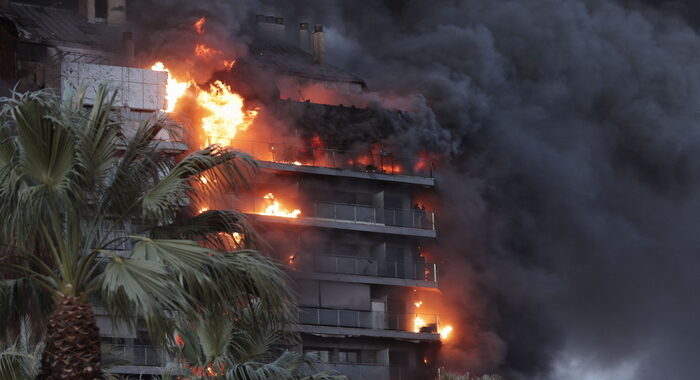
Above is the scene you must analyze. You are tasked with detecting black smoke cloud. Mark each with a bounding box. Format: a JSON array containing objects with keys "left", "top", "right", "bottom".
[
  {"left": 124, "top": 0, "right": 700, "bottom": 379},
  {"left": 252, "top": 1, "right": 700, "bottom": 379}
]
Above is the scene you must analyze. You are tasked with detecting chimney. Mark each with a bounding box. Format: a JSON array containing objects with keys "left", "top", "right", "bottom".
[
  {"left": 299, "top": 22, "right": 311, "bottom": 52},
  {"left": 79, "top": 0, "right": 96, "bottom": 23},
  {"left": 122, "top": 32, "right": 134, "bottom": 65},
  {"left": 256, "top": 14, "right": 286, "bottom": 40},
  {"left": 312, "top": 24, "right": 325, "bottom": 64},
  {"left": 107, "top": 0, "right": 126, "bottom": 24}
]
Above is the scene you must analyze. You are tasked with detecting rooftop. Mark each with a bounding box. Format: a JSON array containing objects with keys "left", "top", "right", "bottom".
[
  {"left": 0, "top": 2, "right": 109, "bottom": 49},
  {"left": 249, "top": 38, "right": 365, "bottom": 86}
]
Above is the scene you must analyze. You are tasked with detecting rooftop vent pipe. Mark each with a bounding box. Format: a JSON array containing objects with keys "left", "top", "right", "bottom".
[
  {"left": 122, "top": 31, "right": 134, "bottom": 65},
  {"left": 79, "top": 0, "right": 96, "bottom": 23},
  {"left": 312, "top": 24, "right": 325, "bottom": 64},
  {"left": 255, "top": 14, "right": 286, "bottom": 40},
  {"left": 299, "top": 22, "right": 311, "bottom": 52},
  {"left": 107, "top": 0, "right": 126, "bottom": 24}
]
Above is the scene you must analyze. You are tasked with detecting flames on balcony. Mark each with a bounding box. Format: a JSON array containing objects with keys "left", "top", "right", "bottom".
[
  {"left": 260, "top": 193, "right": 301, "bottom": 218},
  {"left": 413, "top": 290, "right": 454, "bottom": 341}
]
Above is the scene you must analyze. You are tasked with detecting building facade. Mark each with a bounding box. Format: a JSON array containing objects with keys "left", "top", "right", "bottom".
[{"left": 0, "top": 2, "right": 445, "bottom": 379}]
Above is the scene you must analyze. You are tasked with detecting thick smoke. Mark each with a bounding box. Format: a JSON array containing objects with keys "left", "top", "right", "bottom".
[
  {"left": 91, "top": 0, "right": 700, "bottom": 378},
  {"left": 247, "top": 1, "right": 700, "bottom": 379}
]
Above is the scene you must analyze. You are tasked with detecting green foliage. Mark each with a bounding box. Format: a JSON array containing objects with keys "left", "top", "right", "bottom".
[
  {"left": 0, "top": 85, "right": 294, "bottom": 348},
  {"left": 163, "top": 301, "right": 348, "bottom": 380},
  {"left": 0, "top": 316, "right": 43, "bottom": 380}
]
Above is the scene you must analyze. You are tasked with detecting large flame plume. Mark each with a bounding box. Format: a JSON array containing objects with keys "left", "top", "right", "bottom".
[
  {"left": 151, "top": 62, "right": 191, "bottom": 112},
  {"left": 197, "top": 80, "right": 258, "bottom": 146}
]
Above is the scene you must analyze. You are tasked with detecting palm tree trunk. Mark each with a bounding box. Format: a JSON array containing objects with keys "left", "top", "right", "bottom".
[{"left": 38, "top": 295, "right": 103, "bottom": 380}]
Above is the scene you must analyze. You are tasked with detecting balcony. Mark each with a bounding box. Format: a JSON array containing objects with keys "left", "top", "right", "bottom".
[
  {"left": 293, "top": 254, "right": 437, "bottom": 283},
  {"left": 313, "top": 202, "right": 435, "bottom": 231},
  {"left": 104, "top": 344, "right": 166, "bottom": 375},
  {"left": 314, "top": 363, "right": 436, "bottom": 380},
  {"left": 228, "top": 139, "right": 435, "bottom": 186},
  {"left": 107, "top": 344, "right": 164, "bottom": 366},
  {"left": 299, "top": 307, "right": 441, "bottom": 334},
  {"left": 240, "top": 198, "right": 437, "bottom": 237}
]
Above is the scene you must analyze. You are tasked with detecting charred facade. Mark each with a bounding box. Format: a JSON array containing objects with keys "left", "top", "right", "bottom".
[{"left": 0, "top": 2, "right": 445, "bottom": 379}]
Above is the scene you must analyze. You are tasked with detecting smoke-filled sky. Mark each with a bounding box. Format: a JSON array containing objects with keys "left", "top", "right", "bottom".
[
  {"left": 247, "top": 1, "right": 700, "bottom": 379},
  {"left": 18, "top": 0, "right": 700, "bottom": 378}
]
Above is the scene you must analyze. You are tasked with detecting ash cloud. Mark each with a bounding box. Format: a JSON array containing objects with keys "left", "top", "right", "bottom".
[{"left": 250, "top": 1, "right": 700, "bottom": 379}]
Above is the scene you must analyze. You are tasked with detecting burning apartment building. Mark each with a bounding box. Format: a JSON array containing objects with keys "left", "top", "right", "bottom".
[{"left": 0, "top": 1, "right": 450, "bottom": 379}]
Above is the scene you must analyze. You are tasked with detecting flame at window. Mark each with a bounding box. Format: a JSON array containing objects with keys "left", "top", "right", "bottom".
[{"left": 260, "top": 193, "right": 301, "bottom": 218}]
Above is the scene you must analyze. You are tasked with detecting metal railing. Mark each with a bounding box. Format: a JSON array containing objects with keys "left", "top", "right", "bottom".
[
  {"left": 238, "top": 197, "right": 436, "bottom": 231},
  {"left": 313, "top": 201, "right": 378, "bottom": 225},
  {"left": 104, "top": 344, "right": 165, "bottom": 367},
  {"left": 225, "top": 139, "right": 433, "bottom": 178},
  {"left": 312, "top": 202, "right": 436, "bottom": 231},
  {"left": 298, "top": 307, "right": 440, "bottom": 333},
  {"left": 390, "top": 367, "right": 437, "bottom": 380},
  {"left": 302, "top": 254, "right": 438, "bottom": 282}
]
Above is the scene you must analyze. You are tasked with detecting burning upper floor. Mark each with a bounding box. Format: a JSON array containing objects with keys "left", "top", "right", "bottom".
[{"left": 0, "top": 2, "right": 438, "bottom": 180}]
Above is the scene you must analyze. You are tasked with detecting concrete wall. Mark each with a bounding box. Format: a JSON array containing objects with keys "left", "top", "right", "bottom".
[{"left": 48, "top": 62, "right": 167, "bottom": 111}]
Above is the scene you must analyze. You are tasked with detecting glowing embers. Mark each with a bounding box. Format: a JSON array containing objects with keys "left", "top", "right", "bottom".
[
  {"left": 194, "top": 17, "right": 206, "bottom": 34},
  {"left": 195, "top": 43, "right": 222, "bottom": 60},
  {"left": 150, "top": 62, "right": 191, "bottom": 112},
  {"left": 198, "top": 80, "right": 258, "bottom": 146},
  {"left": 259, "top": 193, "right": 301, "bottom": 218}
]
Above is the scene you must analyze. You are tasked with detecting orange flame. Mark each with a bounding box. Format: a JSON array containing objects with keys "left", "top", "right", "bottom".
[
  {"left": 198, "top": 207, "right": 209, "bottom": 214},
  {"left": 194, "top": 17, "right": 206, "bottom": 34},
  {"left": 414, "top": 301, "right": 423, "bottom": 308},
  {"left": 224, "top": 59, "right": 236, "bottom": 71},
  {"left": 439, "top": 325, "right": 454, "bottom": 340},
  {"left": 150, "top": 62, "right": 190, "bottom": 112},
  {"left": 232, "top": 232, "right": 243, "bottom": 245},
  {"left": 195, "top": 43, "right": 222, "bottom": 60},
  {"left": 413, "top": 315, "right": 427, "bottom": 333},
  {"left": 174, "top": 333, "right": 185, "bottom": 347},
  {"left": 261, "top": 193, "right": 301, "bottom": 218},
  {"left": 197, "top": 80, "right": 258, "bottom": 146}
]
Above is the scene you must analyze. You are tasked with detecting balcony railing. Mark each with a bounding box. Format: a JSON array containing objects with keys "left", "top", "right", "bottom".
[
  {"left": 298, "top": 307, "right": 441, "bottom": 333},
  {"left": 227, "top": 139, "right": 433, "bottom": 178},
  {"left": 239, "top": 198, "right": 436, "bottom": 231},
  {"left": 104, "top": 344, "right": 165, "bottom": 367},
  {"left": 296, "top": 254, "right": 438, "bottom": 282},
  {"left": 312, "top": 202, "right": 436, "bottom": 231}
]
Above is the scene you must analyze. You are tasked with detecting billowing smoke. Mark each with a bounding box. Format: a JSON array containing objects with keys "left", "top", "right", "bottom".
[{"left": 113, "top": 0, "right": 700, "bottom": 378}]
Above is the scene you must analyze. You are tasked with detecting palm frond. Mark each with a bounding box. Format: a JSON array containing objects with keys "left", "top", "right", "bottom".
[
  {"left": 148, "top": 209, "right": 258, "bottom": 251},
  {"left": 0, "top": 316, "right": 44, "bottom": 380},
  {"left": 140, "top": 145, "right": 256, "bottom": 221}
]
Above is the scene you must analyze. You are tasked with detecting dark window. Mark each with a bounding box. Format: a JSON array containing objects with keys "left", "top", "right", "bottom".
[
  {"left": 337, "top": 350, "right": 360, "bottom": 363},
  {"left": 95, "top": 0, "right": 108, "bottom": 19},
  {"left": 385, "top": 194, "right": 403, "bottom": 209},
  {"left": 389, "top": 350, "right": 408, "bottom": 367}
]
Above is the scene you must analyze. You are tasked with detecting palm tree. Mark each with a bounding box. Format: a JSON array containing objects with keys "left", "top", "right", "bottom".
[
  {"left": 0, "top": 86, "right": 295, "bottom": 379},
  {"left": 163, "top": 301, "right": 347, "bottom": 380}
]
